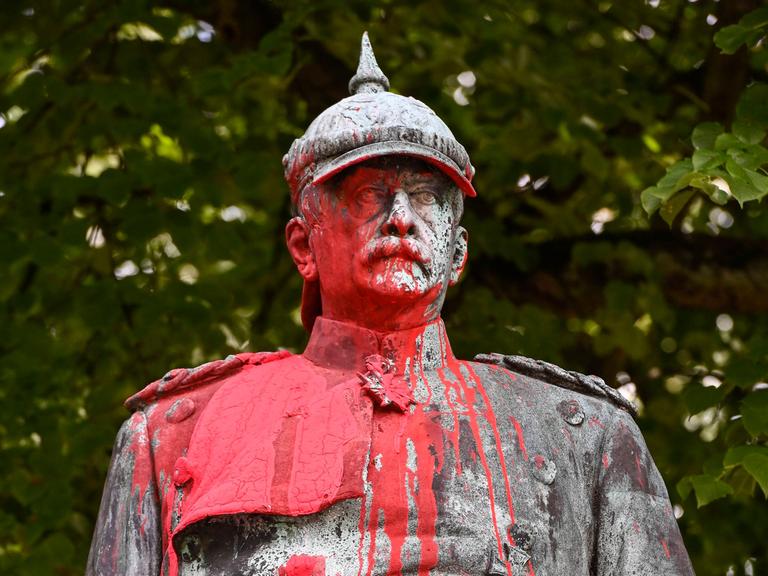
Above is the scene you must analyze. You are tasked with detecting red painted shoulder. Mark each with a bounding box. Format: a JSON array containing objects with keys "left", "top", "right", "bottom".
[
  {"left": 124, "top": 350, "right": 293, "bottom": 411},
  {"left": 119, "top": 349, "right": 294, "bottom": 553}
]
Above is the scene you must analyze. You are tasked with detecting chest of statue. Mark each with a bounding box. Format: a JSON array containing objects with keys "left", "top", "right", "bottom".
[{"left": 173, "top": 360, "right": 597, "bottom": 575}]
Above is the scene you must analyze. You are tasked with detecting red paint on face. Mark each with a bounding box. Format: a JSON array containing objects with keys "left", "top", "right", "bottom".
[{"left": 301, "top": 161, "right": 466, "bottom": 332}]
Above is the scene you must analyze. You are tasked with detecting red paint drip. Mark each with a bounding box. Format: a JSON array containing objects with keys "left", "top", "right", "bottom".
[
  {"left": 360, "top": 335, "right": 443, "bottom": 575},
  {"left": 440, "top": 367, "right": 464, "bottom": 476},
  {"left": 465, "top": 363, "right": 516, "bottom": 528},
  {"left": 635, "top": 454, "right": 646, "bottom": 489},
  {"left": 125, "top": 413, "right": 154, "bottom": 521},
  {"left": 411, "top": 400, "right": 440, "bottom": 574},
  {"left": 448, "top": 361, "right": 512, "bottom": 576},
  {"left": 509, "top": 416, "right": 529, "bottom": 461},
  {"left": 660, "top": 538, "right": 671, "bottom": 559}
]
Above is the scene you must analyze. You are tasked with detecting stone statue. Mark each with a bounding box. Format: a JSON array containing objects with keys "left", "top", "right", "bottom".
[{"left": 87, "top": 33, "right": 694, "bottom": 576}]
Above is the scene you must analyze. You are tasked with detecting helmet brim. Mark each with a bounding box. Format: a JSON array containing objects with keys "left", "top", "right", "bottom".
[{"left": 312, "top": 140, "right": 477, "bottom": 197}]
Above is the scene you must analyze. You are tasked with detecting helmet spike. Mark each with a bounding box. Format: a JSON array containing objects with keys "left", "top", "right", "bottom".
[{"left": 348, "top": 32, "right": 390, "bottom": 95}]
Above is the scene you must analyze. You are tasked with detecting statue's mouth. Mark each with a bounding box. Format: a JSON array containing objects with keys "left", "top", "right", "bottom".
[{"left": 365, "top": 237, "right": 432, "bottom": 266}]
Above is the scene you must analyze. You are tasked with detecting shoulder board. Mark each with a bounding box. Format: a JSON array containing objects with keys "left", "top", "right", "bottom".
[
  {"left": 125, "top": 350, "right": 293, "bottom": 411},
  {"left": 474, "top": 352, "right": 637, "bottom": 416}
]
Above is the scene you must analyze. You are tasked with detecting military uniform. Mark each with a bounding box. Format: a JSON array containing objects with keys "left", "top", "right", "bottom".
[
  {"left": 87, "top": 33, "right": 694, "bottom": 576},
  {"left": 87, "top": 317, "right": 694, "bottom": 575}
]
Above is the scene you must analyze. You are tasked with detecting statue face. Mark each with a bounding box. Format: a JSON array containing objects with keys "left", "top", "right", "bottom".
[{"left": 287, "top": 158, "right": 468, "bottom": 330}]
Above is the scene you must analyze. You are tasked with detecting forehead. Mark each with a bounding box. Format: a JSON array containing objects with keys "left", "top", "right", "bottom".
[{"left": 328, "top": 156, "right": 454, "bottom": 190}]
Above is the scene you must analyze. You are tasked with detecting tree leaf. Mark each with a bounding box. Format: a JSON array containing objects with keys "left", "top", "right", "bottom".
[
  {"left": 743, "top": 454, "right": 768, "bottom": 497},
  {"left": 657, "top": 159, "right": 695, "bottom": 189},
  {"left": 683, "top": 474, "right": 734, "bottom": 507},
  {"left": 736, "top": 83, "right": 768, "bottom": 128},
  {"left": 692, "top": 149, "right": 724, "bottom": 171},
  {"left": 640, "top": 187, "right": 662, "bottom": 214},
  {"left": 724, "top": 445, "right": 768, "bottom": 467},
  {"left": 692, "top": 122, "right": 723, "bottom": 150},
  {"left": 740, "top": 6, "right": 768, "bottom": 28},
  {"left": 732, "top": 120, "right": 766, "bottom": 145},
  {"left": 660, "top": 189, "right": 694, "bottom": 227},
  {"left": 741, "top": 391, "right": 768, "bottom": 437},
  {"left": 715, "top": 133, "right": 743, "bottom": 151},
  {"left": 714, "top": 25, "right": 754, "bottom": 54},
  {"left": 725, "top": 160, "right": 767, "bottom": 205},
  {"left": 683, "top": 383, "right": 726, "bottom": 414}
]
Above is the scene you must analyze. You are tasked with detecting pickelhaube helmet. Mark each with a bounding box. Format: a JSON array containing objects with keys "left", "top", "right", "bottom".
[
  {"left": 283, "top": 32, "right": 477, "bottom": 203},
  {"left": 284, "top": 33, "right": 476, "bottom": 331}
]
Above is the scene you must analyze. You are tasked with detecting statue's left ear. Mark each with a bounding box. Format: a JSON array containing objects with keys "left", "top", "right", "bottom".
[{"left": 449, "top": 226, "right": 468, "bottom": 286}]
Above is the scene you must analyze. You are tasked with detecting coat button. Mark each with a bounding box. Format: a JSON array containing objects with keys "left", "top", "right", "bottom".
[
  {"left": 508, "top": 522, "right": 533, "bottom": 551},
  {"left": 165, "top": 398, "right": 196, "bottom": 423},
  {"left": 557, "top": 399, "right": 584, "bottom": 425},
  {"left": 532, "top": 454, "right": 557, "bottom": 485},
  {"left": 173, "top": 457, "right": 192, "bottom": 487}
]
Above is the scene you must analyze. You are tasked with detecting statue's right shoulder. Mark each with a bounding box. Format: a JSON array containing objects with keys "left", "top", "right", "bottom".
[
  {"left": 474, "top": 352, "right": 637, "bottom": 416},
  {"left": 124, "top": 350, "right": 293, "bottom": 411}
]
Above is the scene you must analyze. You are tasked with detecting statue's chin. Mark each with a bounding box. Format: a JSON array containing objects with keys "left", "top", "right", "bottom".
[
  {"left": 364, "top": 259, "right": 429, "bottom": 297},
  {"left": 363, "top": 275, "right": 445, "bottom": 311}
]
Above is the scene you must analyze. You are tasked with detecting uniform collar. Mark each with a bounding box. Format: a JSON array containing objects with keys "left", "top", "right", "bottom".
[{"left": 303, "top": 316, "right": 454, "bottom": 373}]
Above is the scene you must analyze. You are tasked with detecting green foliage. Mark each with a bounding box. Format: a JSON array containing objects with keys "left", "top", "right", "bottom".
[
  {"left": 714, "top": 7, "right": 768, "bottom": 55},
  {"left": 1, "top": 1, "right": 767, "bottom": 575}
]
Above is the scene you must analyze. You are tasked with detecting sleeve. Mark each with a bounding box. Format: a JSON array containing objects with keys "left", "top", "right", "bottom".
[
  {"left": 86, "top": 410, "right": 162, "bottom": 576},
  {"left": 593, "top": 408, "right": 695, "bottom": 576}
]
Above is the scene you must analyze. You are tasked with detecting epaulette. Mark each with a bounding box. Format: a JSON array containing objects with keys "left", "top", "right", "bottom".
[
  {"left": 125, "top": 350, "right": 293, "bottom": 411},
  {"left": 474, "top": 352, "right": 637, "bottom": 416}
]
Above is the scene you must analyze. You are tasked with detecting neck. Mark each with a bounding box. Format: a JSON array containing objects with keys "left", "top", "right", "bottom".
[{"left": 303, "top": 316, "right": 454, "bottom": 374}]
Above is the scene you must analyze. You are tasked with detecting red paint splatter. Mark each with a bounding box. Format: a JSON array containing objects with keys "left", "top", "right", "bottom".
[
  {"left": 279, "top": 555, "right": 326, "bottom": 576},
  {"left": 602, "top": 453, "right": 610, "bottom": 469},
  {"left": 588, "top": 416, "right": 606, "bottom": 429}
]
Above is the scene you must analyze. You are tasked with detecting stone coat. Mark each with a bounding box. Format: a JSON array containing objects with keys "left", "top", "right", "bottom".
[{"left": 87, "top": 317, "right": 694, "bottom": 575}]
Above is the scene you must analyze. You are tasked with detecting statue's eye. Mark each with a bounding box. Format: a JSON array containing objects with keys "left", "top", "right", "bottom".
[
  {"left": 354, "top": 187, "right": 385, "bottom": 205},
  {"left": 410, "top": 190, "right": 439, "bottom": 206}
]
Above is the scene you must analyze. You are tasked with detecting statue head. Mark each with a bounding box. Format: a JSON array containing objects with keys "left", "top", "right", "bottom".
[{"left": 283, "top": 33, "right": 476, "bottom": 332}]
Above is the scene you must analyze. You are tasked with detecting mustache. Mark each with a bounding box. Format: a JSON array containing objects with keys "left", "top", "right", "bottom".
[{"left": 364, "top": 237, "right": 432, "bottom": 265}]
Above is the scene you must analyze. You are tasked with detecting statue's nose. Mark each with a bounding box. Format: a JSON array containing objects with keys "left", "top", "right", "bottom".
[{"left": 380, "top": 191, "right": 416, "bottom": 237}]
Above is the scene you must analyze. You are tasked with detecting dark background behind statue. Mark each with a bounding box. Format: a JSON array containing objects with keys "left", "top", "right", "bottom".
[{"left": 1, "top": 0, "right": 767, "bottom": 574}]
